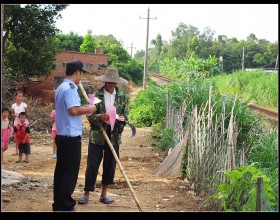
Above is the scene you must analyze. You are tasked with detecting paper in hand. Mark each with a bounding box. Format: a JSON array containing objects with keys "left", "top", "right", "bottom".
[
  {"left": 87, "top": 93, "right": 101, "bottom": 116},
  {"left": 105, "top": 105, "right": 116, "bottom": 131},
  {"left": 93, "top": 97, "right": 102, "bottom": 104}
]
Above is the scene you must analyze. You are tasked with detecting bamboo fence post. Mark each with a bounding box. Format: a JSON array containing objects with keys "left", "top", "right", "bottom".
[{"left": 256, "top": 177, "right": 263, "bottom": 211}]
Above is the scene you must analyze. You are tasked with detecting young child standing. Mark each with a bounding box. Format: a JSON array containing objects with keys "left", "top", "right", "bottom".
[
  {"left": 11, "top": 90, "right": 30, "bottom": 156},
  {"left": 14, "top": 112, "right": 31, "bottom": 163},
  {"left": 50, "top": 105, "right": 57, "bottom": 159},
  {"left": 2, "top": 107, "right": 13, "bottom": 164}
]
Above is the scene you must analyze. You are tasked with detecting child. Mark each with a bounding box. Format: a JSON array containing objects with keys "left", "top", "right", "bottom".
[
  {"left": 14, "top": 112, "right": 31, "bottom": 163},
  {"left": 11, "top": 90, "right": 30, "bottom": 156},
  {"left": 2, "top": 107, "right": 13, "bottom": 164},
  {"left": 50, "top": 105, "right": 57, "bottom": 159}
]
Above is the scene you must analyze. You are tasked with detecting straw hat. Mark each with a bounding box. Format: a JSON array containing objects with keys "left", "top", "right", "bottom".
[{"left": 95, "top": 68, "right": 128, "bottom": 84}]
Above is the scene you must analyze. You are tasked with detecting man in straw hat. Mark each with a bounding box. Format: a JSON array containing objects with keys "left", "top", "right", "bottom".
[{"left": 78, "top": 67, "right": 129, "bottom": 205}]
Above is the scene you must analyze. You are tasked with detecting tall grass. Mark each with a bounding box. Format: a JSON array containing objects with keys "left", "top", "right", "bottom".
[
  {"left": 246, "top": 127, "right": 278, "bottom": 200},
  {"left": 129, "top": 76, "right": 278, "bottom": 210},
  {"left": 210, "top": 70, "right": 278, "bottom": 110}
]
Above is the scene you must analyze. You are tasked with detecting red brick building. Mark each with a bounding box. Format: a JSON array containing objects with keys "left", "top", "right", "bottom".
[{"left": 21, "top": 49, "right": 107, "bottom": 103}]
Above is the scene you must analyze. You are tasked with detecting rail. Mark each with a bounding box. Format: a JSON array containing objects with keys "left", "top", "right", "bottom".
[
  {"left": 248, "top": 104, "right": 278, "bottom": 123},
  {"left": 149, "top": 73, "right": 179, "bottom": 83}
]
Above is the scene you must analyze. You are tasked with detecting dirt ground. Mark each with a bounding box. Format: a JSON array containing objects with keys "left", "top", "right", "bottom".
[{"left": 1, "top": 86, "right": 213, "bottom": 213}]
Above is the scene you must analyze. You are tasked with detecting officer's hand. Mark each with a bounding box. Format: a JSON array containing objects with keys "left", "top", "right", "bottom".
[{"left": 88, "top": 104, "right": 97, "bottom": 113}]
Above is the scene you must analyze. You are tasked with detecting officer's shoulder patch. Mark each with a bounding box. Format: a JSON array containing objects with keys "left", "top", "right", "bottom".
[{"left": 69, "top": 83, "right": 75, "bottom": 89}]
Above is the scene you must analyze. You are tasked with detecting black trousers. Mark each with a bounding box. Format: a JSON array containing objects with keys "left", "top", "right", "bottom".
[
  {"left": 84, "top": 131, "right": 119, "bottom": 192},
  {"left": 52, "top": 135, "right": 81, "bottom": 211}
]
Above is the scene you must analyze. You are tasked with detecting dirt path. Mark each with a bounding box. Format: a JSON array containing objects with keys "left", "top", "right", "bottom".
[{"left": 1, "top": 86, "right": 212, "bottom": 212}]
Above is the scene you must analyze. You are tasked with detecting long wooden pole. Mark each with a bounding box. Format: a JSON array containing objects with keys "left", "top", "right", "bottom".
[{"left": 78, "top": 81, "right": 143, "bottom": 212}]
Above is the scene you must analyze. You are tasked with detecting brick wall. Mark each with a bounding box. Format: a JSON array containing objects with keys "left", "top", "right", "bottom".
[
  {"left": 52, "top": 50, "right": 107, "bottom": 78},
  {"left": 20, "top": 50, "right": 108, "bottom": 103}
]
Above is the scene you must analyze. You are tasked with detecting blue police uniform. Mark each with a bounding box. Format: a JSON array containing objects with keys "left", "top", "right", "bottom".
[{"left": 55, "top": 79, "right": 82, "bottom": 136}]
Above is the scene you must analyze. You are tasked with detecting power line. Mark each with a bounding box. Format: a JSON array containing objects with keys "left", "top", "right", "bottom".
[{"left": 140, "top": 7, "right": 157, "bottom": 89}]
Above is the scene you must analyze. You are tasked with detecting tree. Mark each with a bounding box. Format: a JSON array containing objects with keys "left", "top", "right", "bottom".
[
  {"left": 169, "top": 22, "right": 200, "bottom": 59},
  {"left": 149, "top": 34, "right": 164, "bottom": 72},
  {"left": 56, "top": 31, "right": 83, "bottom": 51},
  {"left": 80, "top": 30, "right": 97, "bottom": 53},
  {"left": 198, "top": 27, "right": 215, "bottom": 58},
  {"left": 113, "top": 59, "right": 143, "bottom": 85},
  {"left": 3, "top": 4, "right": 68, "bottom": 80},
  {"left": 265, "top": 43, "right": 278, "bottom": 68},
  {"left": 103, "top": 43, "right": 131, "bottom": 66},
  {"left": 95, "top": 34, "right": 120, "bottom": 46},
  {"left": 150, "top": 34, "right": 163, "bottom": 56},
  {"left": 246, "top": 33, "right": 258, "bottom": 43},
  {"left": 186, "top": 35, "right": 201, "bottom": 59},
  {"left": 134, "top": 49, "right": 145, "bottom": 60}
]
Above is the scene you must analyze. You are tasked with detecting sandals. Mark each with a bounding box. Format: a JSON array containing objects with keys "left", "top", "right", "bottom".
[
  {"left": 78, "top": 196, "right": 113, "bottom": 205},
  {"left": 78, "top": 196, "right": 89, "bottom": 205},
  {"left": 100, "top": 197, "right": 113, "bottom": 204}
]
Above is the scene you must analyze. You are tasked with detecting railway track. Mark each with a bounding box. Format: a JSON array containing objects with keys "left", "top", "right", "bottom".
[
  {"left": 149, "top": 73, "right": 278, "bottom": 124},
  {"left": 248, "top": 104, "right": 278, "bottom": 123},
  {"left": 150, "top": 73, "right": 179, "bottom": 83}
]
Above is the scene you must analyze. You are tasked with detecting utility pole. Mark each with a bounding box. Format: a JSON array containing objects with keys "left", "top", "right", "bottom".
[
  {"left": 127, "top": 42, "right": 136, "bottom": 58},
  {"left": 275, "top": 54, "right": 278, "bottom": 71},
  {"left": 242, "top": 46, "right": 245, "bottom": 71},
  {"left": 140, "top": 7, "right": 157, "bottom": 89},
  {"left": 219, "top": 56, "right": 223, "bottom": 73}
]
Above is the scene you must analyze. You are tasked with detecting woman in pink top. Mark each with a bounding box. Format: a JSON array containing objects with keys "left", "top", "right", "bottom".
[
  {"left": 11, "top": 90, "right": 30, "bottom": 156},
  {"left": 50, "top": 106, "right": 57, "bottom": 159},
  {"left": 2, "top": 107, "right": 13, "bottom": 164}
]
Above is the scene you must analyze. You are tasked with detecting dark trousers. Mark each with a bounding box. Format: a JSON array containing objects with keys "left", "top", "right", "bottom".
[
  {"left": 84, "top": 132, "right": 119, "bottom": 192},
  {"left": 52, "top": 135, "right": 81, "bottom": 211},
  {"left": 18, "top": 143, "right": 31, "bottom": 155}
]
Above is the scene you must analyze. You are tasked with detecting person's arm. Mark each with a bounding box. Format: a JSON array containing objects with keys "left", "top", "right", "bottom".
[
  {"left": 65, "top": 85, "right": 96, "bottom": 116},
  {"left": 13, "top": 128, "right": 17, "bottom": 143},
  {"left": 8, "top": 124, "right": 13, "bottom": 136},
  {"left": 22, "top": 133, "right": 29, "bottom": 144},
  {"left": 51, "top": 117, "right": 55, "bottom": 124},
  {"left": 117, "top": 93, "right": 129, "bottom": 121},
  {"left": 87, "top": 102, "right": 108, "bottom": 126},
  {"left": 22, "top": 127, "right": 30, "bottom": 143},
  {"left": 51, "top": 113, "right": 55, "bottom": 124},
  {"left": 25, "top": 106, "right": 30, "bottom": 116},
  {"left": 11, "top": 106, "right": 16, "bottom": 119},
  {"left": 122, "top": 95, "right": 130, "bottom": 121},
  {"left": 68, "top": 104, "right": 96, "bottom": 116}
]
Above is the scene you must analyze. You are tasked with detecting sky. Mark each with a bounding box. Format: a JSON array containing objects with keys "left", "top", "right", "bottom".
[{"left": 55, "top": 4, "right": 278, "bottom": 56}]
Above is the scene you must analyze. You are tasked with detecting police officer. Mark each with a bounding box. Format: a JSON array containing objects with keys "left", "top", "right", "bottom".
[{"left": 52, "top": 60, "right": 96, "bottom": 212}]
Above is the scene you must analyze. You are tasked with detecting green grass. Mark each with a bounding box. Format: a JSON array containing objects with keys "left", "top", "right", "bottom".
[{"left": 210, "top": 70, "right": 278, "bottom": 110}]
